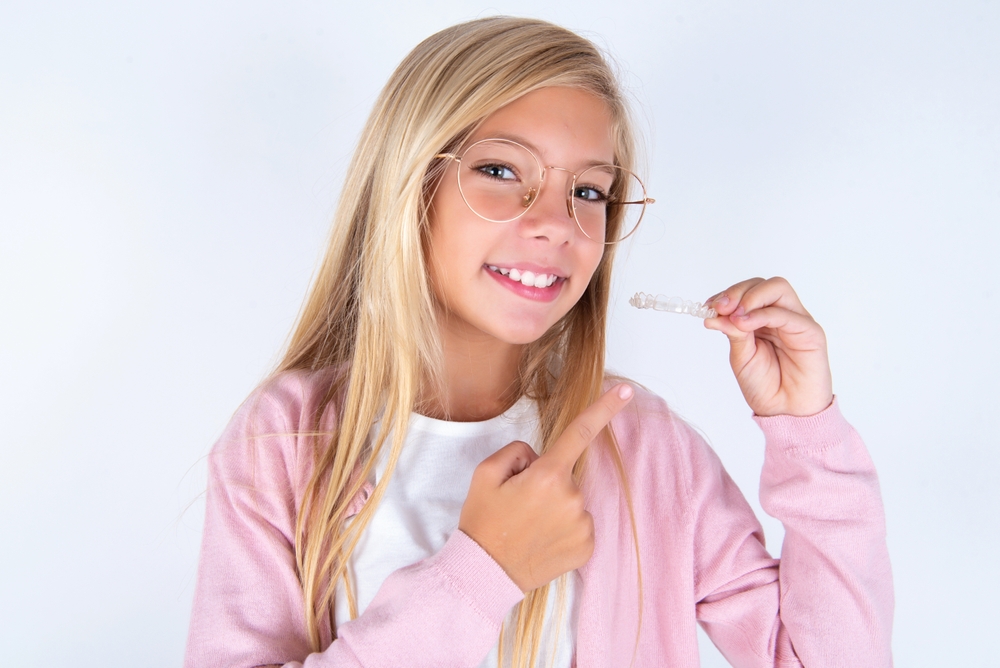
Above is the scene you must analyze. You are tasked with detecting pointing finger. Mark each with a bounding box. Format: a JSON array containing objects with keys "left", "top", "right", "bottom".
[{"left": 540, "top": 383, "right": 633, "bottom": 471}]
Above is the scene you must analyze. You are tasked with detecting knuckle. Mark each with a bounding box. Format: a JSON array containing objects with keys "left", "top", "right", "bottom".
[
  {"left": 533, "top": 464, "right": 562, "bottom": 489},
  {"left": 508, "top": 440, "right": 537, "bottom": 462},
  {"left": 575, "top": 420, "right": 596, "bottom": 444},
  {"left": 471, "top": 459, "right": 491, "bottom": 477}
]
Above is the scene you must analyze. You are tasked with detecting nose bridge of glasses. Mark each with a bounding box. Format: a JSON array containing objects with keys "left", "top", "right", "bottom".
[{"left": 539, "top": 165, "right": 577, "bottom": 219}]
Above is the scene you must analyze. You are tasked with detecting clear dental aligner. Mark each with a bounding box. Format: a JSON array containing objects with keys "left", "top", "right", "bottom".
[{"left": 629, "top": 292, "right": 717, "bottom": 319}]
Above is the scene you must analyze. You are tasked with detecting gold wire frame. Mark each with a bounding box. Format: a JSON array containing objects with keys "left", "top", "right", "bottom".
[{"left": 436, "top": 138, "right": 654, "bottom": 245}]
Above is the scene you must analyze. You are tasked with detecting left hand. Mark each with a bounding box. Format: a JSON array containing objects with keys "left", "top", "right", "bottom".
[{"left": 704, "top": 277, "right": 833, "bottom": 417}]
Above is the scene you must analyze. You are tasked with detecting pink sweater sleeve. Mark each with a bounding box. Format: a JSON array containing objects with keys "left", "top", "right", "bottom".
[
  {"left": 691, "top": 399, "right": 893, "bottom": 667},
  {"left": 183, "top": 382, "right": 524, "bottom": 668}
]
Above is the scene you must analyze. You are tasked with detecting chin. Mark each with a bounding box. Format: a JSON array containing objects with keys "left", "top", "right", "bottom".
[
  {"left": 497, "top": 318, "right": 564, "bottom": 345},
  {"left": 494, "top": 329, "right": 546, "bottom": 346}
]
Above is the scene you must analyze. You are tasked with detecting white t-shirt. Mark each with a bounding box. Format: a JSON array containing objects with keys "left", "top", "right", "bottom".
[{"left": 334, "top": 396, "right": 578, "bottom": 667}]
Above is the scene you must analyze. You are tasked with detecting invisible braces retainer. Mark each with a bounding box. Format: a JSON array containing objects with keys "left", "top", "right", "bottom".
[{"left": 629, "top": 292, "right": 717, "bottom": 319}]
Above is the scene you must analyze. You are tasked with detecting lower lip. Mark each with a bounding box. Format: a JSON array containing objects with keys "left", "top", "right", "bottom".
[{"left": 485, "top": 266, "right": 564, "bottom": 302}]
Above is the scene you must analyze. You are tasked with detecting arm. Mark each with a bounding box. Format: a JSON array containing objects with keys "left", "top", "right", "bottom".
[
  {"left": 183, "top": 381, "right": 524, "bottom": 668},
  {"left": 690, "top": 400, "right": 893, "bottom": 667},
  {"left": 692, "top": 277, "right": 893, "bottom": 666}
]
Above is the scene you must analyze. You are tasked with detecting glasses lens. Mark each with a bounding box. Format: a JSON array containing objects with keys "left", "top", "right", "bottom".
[
  {"left": 573, "top": 165, "right": 647, "bottom": 244},
  {"left": 456, "top": 140, "right": 541, "bottom": 223}
]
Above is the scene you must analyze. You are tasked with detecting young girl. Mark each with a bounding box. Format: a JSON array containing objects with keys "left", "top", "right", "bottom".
[{"left": 184, "top": 16, "right": 893, "bottom": 668}]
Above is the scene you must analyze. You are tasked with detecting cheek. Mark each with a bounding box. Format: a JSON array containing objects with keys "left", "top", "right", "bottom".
[
  {"left": 581, "top": 247, "right": 606, "bottom": 286},
  {"left": 426, "top": 184, "right": 462, "bottom": 279},
  {"left": 562, "top": 249, "right": 605, "bottom": 312},
  {"left": 426, "top": 192, "right": 492, "bottom": 298}
]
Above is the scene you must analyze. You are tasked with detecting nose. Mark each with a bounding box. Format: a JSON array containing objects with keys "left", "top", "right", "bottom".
[{"left": 517, "top": 168, "right": 577, "bottom": 243}]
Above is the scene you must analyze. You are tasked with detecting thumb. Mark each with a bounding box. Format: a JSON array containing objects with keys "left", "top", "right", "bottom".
[
  {"left": 725, "top": 326, "right": 757, "bottom": 371},
  {"left": 473, "top": 440, "right": 539, "bottom": 487},
  {"left": 704, "top": 314, "right": 756, "bottom": 369}
]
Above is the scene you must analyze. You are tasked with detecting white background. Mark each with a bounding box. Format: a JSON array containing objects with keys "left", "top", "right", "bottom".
[{"left": 1, "top": 1, "right": 997, "bottom": 665}]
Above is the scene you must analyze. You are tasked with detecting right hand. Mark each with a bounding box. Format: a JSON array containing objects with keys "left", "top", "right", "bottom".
[{"left": 458, "top": 383, "right": 634, "bottom": 592}]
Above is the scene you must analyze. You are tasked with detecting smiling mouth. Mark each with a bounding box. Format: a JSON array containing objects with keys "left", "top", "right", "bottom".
[{"left": 486, "top": 265, "right": 562, "bottom": 288}]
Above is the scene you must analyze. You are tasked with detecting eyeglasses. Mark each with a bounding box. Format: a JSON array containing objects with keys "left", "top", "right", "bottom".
[{"left": 436, "top": 138, "right": 654, "bottom": 245}]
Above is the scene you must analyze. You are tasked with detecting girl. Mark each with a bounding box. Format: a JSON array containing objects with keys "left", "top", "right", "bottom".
[{"left": 185, "top": 16, "right": 893, "bottom": 668}]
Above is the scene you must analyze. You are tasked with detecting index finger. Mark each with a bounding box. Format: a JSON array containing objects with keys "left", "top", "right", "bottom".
[
  {"left": 541, "top": 383, "right": 634, "bottom": 471},
  {"left": 735, "top": 276, "right": 809, "bottom": 318},
  {"left": 708, "top": 277, "right": 806, "bottom": 318}
]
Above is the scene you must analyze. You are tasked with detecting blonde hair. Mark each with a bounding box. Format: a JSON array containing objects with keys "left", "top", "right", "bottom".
[{"left": 276, "top": 16, "right": 643, "bottom": 666}]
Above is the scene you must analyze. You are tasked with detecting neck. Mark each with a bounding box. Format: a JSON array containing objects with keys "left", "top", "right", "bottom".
[{"left": 417, "top": 317, "right": 524, "bottom": 422}]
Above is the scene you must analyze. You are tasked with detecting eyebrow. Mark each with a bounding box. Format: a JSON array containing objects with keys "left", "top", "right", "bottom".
[{"left": 478, "top": 131, "right": 615, "bottom": 169}]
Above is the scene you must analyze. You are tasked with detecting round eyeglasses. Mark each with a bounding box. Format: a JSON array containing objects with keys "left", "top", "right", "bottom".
[{"left": 436, "top": 138, "right": 654, "bottom": 245}]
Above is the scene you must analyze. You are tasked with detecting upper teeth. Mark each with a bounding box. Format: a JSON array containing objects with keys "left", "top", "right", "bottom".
[{"left": 488, "top": 265, "right": 559, "bottom": 288}]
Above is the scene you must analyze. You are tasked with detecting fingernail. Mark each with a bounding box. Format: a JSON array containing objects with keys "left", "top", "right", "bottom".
[
  {"left": 733, "top": 305, "right": 745, "bottom": 316},
  {"left": 713, "top": 295, "right": 729, "bottom": 307},
  {"left": 618, "top": 384, "right": 633, "bottom": 400}
]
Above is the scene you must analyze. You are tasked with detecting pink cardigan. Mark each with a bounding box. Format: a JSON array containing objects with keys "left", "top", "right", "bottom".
[{"left": 184, "top": 369, "right": 893, "bottom": 667}]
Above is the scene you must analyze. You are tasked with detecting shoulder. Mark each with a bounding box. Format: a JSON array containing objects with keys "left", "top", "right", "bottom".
[
  {"left": 601, "top": 375, "right": 703, "bottom": 456},
  {"left": 207, "top": 367, "right": 341, "bottom": 502},
  {"left": 250, "top": 366, "right": 341, "bottom": 431},
  {"left": 596, "top": 375, "right": 726, "bottom": 509},
  {"left": 219, "top": 367, "right": 340, "bottom": 441}
]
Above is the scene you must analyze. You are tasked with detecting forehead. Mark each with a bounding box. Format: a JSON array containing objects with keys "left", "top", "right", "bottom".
[{"left": 468, "top": 87, "right": 616, "bottom": 166}]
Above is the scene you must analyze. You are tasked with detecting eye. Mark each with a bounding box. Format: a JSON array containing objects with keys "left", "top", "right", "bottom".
[
  {"left": 472, "top": 162, "right": 518, "bottom": 182},
  {"left": 572, "top": 184, "right": 608, "bottom": 203}
]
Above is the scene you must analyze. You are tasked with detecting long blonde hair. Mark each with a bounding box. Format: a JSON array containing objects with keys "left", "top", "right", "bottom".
[{"left": 276, "top": 16, "right": 643, "bottom": 666}]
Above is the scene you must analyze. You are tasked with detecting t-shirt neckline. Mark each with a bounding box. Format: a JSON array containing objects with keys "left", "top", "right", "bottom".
[{"left": 405, "top": 395, "right": 537, "bottom": 437}]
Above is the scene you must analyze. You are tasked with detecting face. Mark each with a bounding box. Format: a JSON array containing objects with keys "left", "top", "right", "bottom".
[{"left": 426, "top": 86, "right": 615, "bottom": 348}]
